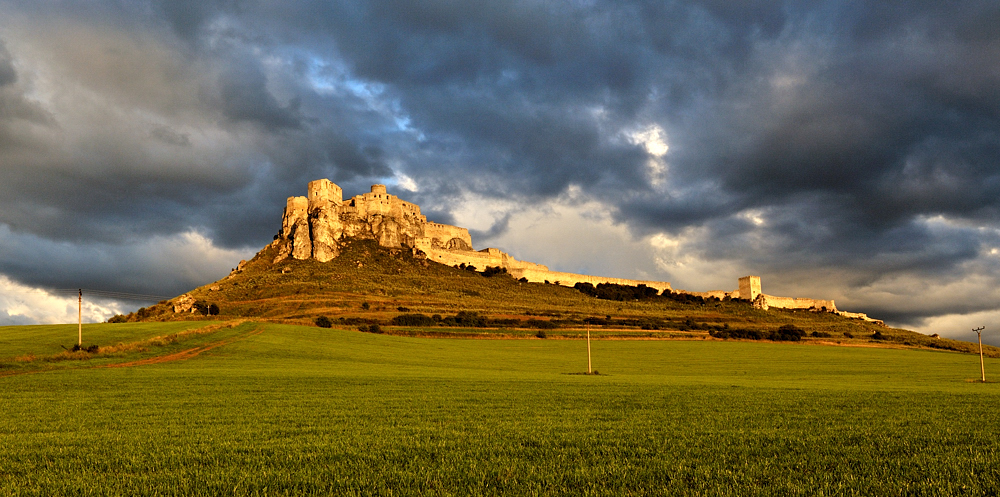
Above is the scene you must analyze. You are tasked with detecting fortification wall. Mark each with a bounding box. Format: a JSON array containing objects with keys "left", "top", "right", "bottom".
[
  {"left": 761, "top": 294, "right": 837, "bottom": 312},
  {"left": 510, "top": 267, "right": 672, "bottom": 293},
  {"left": 424, "top": 222, "right": 473, "bottom": 249},
  {"left": 678, "top": 290, "right": 732, "bottom": 299},
  {"left": 837, "top": 311, "right": 884, "bottom": 325}
]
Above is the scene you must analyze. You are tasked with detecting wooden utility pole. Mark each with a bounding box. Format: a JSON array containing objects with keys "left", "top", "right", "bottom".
[
  {"left": 586, "top": 324, "right": 592, "bottom": 374},
  {"left": 973, "top": 326, "right": 986, "bottom": 383},
  {"left": 78, "top": 289, "right": 83, "bottom": 347}
]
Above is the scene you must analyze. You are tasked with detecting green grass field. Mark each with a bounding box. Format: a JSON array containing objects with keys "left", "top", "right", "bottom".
[{"left": 2, "top": 321, "right": 999, "bottom": 495}]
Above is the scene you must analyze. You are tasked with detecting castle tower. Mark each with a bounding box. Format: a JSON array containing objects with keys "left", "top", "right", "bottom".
[
  {"left": 738, "top": 275, "right": 761, "bottom": 301},
  {"left": 371, "top": 184, "right": 387, "bottom": 195},
  {"left": 307, "top": 179, "right": 343, "bottom": 207}
]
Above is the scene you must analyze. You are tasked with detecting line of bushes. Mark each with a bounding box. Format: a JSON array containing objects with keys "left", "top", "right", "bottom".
[
  {"left": 572, "top": 282, "right": 730, "bottom": 306},
  {"left": 710, "top": 324, "right": 806, "bottom": 342}
]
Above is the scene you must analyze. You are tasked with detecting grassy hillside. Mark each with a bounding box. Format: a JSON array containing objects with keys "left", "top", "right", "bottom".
[
  {"left": 116, "top": 238, "right": 997, "bottom": 357},
  {"left": 1, "top": 321, "right": 998, "bottom": 495}
]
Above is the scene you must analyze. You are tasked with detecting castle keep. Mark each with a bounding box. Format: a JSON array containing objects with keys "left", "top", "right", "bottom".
[{"left": 269, "top": 179, "right": 881, "bottom": 323}]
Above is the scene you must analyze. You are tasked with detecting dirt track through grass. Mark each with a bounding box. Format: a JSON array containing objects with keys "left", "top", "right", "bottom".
[{"left": 98, "top": 325, "right": 263, "bottom": 369}]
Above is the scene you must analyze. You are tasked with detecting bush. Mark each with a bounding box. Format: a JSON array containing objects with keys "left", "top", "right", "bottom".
[
  {"left": 361, "top": 302, "right": 370, "bottom": 310},
  {"left": 391, "top": 313, "right": 436, "bottom": 327},
  {"left": 525, "top": 319, "right": 557, "bottom": 329},
  {"left": 535, "top": 330, "right": 547, "bottom": 339},
  {"left": 397, "top": 306, "right": 410, "bottom": 312},
  {"left": 772, "top": 324, "right": 805, "bottom": 341},
  {"left": 86, "top": 345, "right": 99, "bottom": 353},
  {"left": 208, "top": 304, "right": 220, "bottom": 316},
  {"left": 482, "top": 266, "right": 508, "bottom": 277},
  {"left": 315, "top": 316, "right": 333, "bottom": 328},
  {"left": 710, "top": 328, "right": 765, "bottom": 340},
  {"left": 518, "top": 277, "right": 528, "bottom": 283},
  {"left": 107, "top": 314, "right": 127, "bottom": 323}
]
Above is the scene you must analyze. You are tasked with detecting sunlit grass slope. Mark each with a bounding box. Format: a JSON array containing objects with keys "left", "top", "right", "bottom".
[
  {"left": 2, "top": 322, "right": 999, "bottom": 495},
  {"left": 0, "top": 321, "right": 218, "bottom": 358}
]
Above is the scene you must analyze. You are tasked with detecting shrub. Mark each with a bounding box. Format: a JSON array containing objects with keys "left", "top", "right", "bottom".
[
  {"left": 482, "top": 266, "right": 508, "bottom": 277},
  {"left": 315, "top": 316, "right": 333, "bottom": 328},
  {"left": 525, "top": 319, "right": 557, "bottom": 329},
  {"left": 710, "top": 328, "right": 765, "bottom": 340},
  {"left": 107, "top": 314, "right": 128, "bottom": 323},
  {"left": 772, "top": 324, "right": 805, "bottom": 341},
  {"left": 391, "top": 313, "right": 435, "bottom": 327},
  {"left": 208, "top": 304, "right": 220, "bottom": 316},
  {"left": 361, "top": 302, "right": 370, "bottom": 310},
  {"left": 368, "top": 324, "right": 382, "bottom": 334},
  {"left": 518, "top": 277, "right": 528, "bottom": 283},
  {"left": 397, "top": 306, "right": 410, "bottom": 312},
  {"left": 871, "top": 331, "right": 887, "bottom": 341},
  {"left": 535, "top": 330, "right": 547, "bottom": 339},
  {"left": 86, "top": 345, "right": 99, "bottom": 353}
]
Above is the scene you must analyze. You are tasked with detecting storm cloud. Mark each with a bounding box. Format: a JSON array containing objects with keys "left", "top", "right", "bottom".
[{"left": 1, "top": 0, "right": 999, "bottom": 343}]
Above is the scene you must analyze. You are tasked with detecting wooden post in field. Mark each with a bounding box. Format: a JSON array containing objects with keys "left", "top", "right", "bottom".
[
  {"left": 587, "top": 324, "right": 592, "bottom": 374},
  {"left": 78, "top": 289, "right": 82, "bottom": 347},
  {"left": 973, "top": 326, "right": 985, "bottom": 383}
]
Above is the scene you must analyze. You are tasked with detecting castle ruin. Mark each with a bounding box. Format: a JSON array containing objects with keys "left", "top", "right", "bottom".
[{"left": 268, "top": 179, "right": 881, "bottom": 324}]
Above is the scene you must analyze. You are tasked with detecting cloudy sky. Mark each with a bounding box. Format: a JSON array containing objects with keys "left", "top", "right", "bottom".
[{"left": 1, "top": 1, "right": 999, "bottom": 344}]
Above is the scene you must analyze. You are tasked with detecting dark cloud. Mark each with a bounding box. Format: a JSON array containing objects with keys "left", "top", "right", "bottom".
[
  {"left": 0, "top": 0, "right": 998, "bottom": 334},
  {"left": 0, "top": 40, "right": 16, "bottom": 86},
  {"left": 218, "top": 61, "right": 303, "bottom": 130}
]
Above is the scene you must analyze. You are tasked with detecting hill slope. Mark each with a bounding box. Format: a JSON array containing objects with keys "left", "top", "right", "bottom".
[{"left": 112, "top": 239, "right": 998, "bottom": 357}]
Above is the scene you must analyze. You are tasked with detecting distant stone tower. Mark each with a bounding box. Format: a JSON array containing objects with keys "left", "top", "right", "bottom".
[
  {"left": 738, "top": 275, "right": 761, "bottom": 300},
  {"left": 371, "top": 184, "right": 387, "bottom": 195}
]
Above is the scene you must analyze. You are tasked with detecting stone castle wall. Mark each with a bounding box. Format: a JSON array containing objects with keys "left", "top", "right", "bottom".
[
  {"left": 758, "top": 295, "right": 837, "bottom": 313},
  {"left": 510, "top": 267, "right": 673, "bottom": 293}
]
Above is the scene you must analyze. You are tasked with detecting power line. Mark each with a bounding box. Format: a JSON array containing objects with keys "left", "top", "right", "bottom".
[{"left": 27, "top": 287, "right": 174, "bottom": 302}]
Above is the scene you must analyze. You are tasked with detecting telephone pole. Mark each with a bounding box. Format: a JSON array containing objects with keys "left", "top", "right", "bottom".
[
  {"left": 78, "top": 289, "right": 82, "bottom": 347},
  {"left": 587, "top": 324, "right": 592, "bottom": 374},
  {"left": 973, "top": 326, "right": 986, "bottom": 383}
]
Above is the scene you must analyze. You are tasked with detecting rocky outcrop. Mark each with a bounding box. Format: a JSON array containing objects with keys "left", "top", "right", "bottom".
[{"left": 272, "top": 180, "right": 470, "bottom": 264}]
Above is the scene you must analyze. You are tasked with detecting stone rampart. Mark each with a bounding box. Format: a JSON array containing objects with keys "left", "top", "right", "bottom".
[
  {"left": 510, "top": 267, "right": 672, "bottom": 294},
  {"left": 759, "top": 294, "right": 838, "bottom": 313},
  {"left": 424, "top": 223, "right": 473, "bottom": 250}
]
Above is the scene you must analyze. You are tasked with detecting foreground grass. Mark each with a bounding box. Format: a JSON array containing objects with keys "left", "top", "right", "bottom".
[{"left": 1, "top": 323, "right": 998, "bottom": 495}]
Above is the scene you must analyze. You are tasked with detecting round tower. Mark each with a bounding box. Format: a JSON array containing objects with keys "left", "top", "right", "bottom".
[{"left": 371, "top": 184, "right": 387, "bottom": 195}]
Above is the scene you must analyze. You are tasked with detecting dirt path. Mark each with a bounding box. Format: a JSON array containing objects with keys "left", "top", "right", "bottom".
[
  {"left": 98, "top": 326, "right": 263, "bottom": 369},
  {"left": 0, "top": 324, "right": 263, "bottom": 378}
]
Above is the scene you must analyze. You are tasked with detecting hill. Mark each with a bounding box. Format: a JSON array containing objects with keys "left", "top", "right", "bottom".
[{"left": 113, "top": 238, "right": 998, "bottom": 357}]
